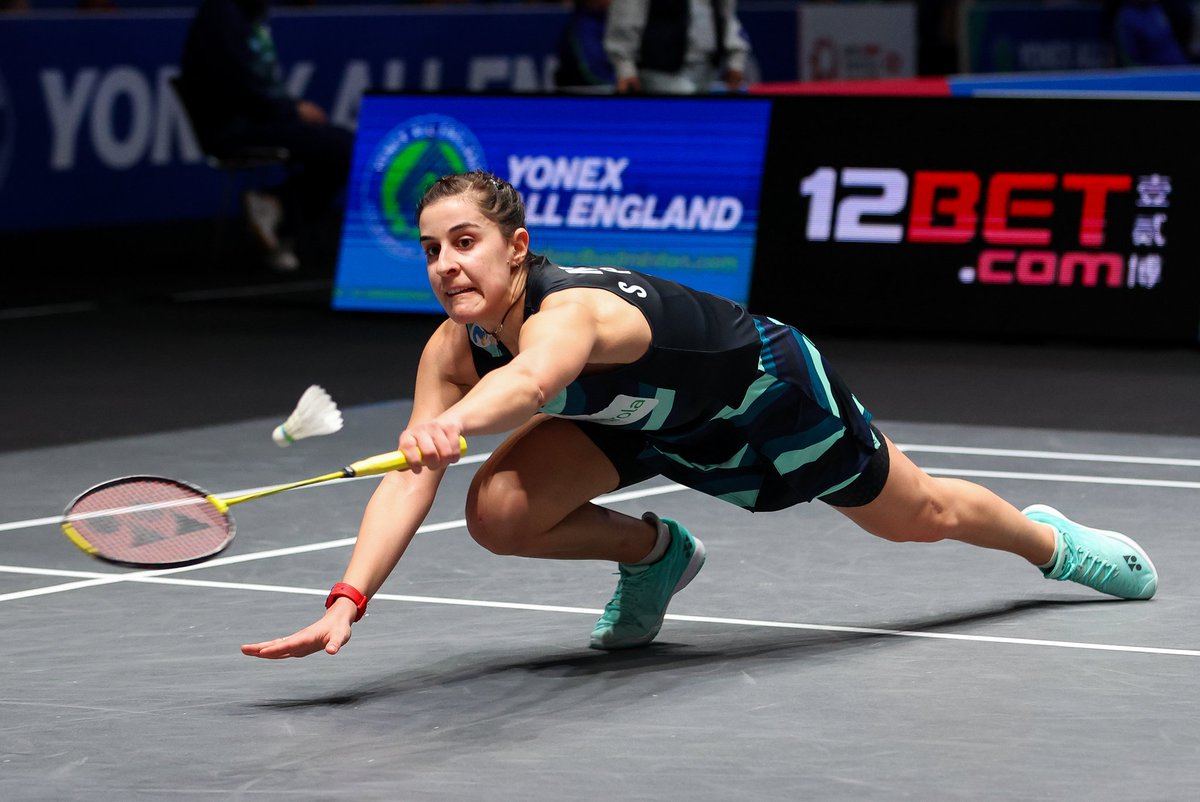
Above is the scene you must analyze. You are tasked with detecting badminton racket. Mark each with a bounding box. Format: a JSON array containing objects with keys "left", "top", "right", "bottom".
[{"left": 60, "top": 438, "right": 468, "bottom": 568}]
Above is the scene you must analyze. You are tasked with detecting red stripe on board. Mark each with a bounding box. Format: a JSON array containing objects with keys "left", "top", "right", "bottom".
[{"left": 749, "top": 78, "right": 952, "bottom": 96}]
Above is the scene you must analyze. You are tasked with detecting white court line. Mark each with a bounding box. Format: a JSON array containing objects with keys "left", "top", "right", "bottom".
[
  {"left": 0, "top": 452, "right": 495, "bottom": 534},
  {"left": 897, "top": 443, "right": 1200, "bottom": 468},
  {"left": 2, "top": 441, "right": 1197, "bottom": 535},
  {"left": 0, "top": 484, "right": 682, "bottom": 602},
  {"left": 0, "top": 301, "right": 98, "bottom": 320},
  {"left": 923, "top": 467, "right": 1200, "bottom": 490},
  {"left": 2, "top": 469, "right": 1195, "bottom": 659},
  {"left": 2, "top": 565, "right": 1196, "bottom": 658},
  {"left": 0, "top": 515, "right": 72, "bottom": 532},
  {"left": 170, "top": 279, "right": 332, "bottom": 303},
  {"left": 0, "top": 519, "right": 462, "bottom": 603}
]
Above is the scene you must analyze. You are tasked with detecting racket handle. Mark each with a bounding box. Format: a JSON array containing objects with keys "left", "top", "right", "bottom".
[{"left": 345, "top": 436, "right": 468, "bottom": 477}]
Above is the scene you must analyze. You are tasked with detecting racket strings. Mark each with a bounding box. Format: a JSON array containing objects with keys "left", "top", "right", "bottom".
[{"left": 64, "top": 477, "right": 233, "bottom": 566}]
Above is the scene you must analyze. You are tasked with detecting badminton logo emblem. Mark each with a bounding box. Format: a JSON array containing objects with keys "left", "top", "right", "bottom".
[{"left": 361, "top": 114, "right": 487, "bottom": 260}]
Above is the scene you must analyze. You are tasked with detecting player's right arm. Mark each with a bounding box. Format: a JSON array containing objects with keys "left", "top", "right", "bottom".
[
  {"left": 335, "top": 319, "right": 474, "bottom": 603},
  {"left": 240, "top": 321, "right": 476, "bottom": 659}
]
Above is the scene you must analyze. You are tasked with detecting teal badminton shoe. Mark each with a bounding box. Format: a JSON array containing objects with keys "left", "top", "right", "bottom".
[
  {"left": 1023, "top": 504, "right": 1157, "bottom": 600},
  {"left": 589, "top": 514, "right": 706, "bottom": 650}
]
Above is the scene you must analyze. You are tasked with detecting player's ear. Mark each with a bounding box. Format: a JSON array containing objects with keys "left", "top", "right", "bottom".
[{"left": 509, "top": 227, "right": 529, "bottom": 268}]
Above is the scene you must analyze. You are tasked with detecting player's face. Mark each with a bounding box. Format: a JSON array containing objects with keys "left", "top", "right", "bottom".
[{"left": 419, "top": 194, "right": 526, "bottom": 325}]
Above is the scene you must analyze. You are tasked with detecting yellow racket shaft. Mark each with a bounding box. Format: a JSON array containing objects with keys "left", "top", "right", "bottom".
[{"left": 214, "top": 436, "right": 468, "bottom": 510}]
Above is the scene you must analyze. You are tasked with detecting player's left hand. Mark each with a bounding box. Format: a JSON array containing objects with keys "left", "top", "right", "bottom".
[{"left": 240, "top": 604, "right": 356, "bottom": 659}]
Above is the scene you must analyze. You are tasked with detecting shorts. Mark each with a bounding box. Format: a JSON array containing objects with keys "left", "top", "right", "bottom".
[
  {"left": 574, "top": 324, "right": 889, "bottom": 512},
  {"left": 818, "top": 425, "right": 890, "bottom": 508}
]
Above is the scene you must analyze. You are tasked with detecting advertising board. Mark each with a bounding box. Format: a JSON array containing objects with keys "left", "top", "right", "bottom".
[
  {"left": 333, "top": 93, "right": 772, "bottom": 313},
  {"left": 751, "top": 96, "right": 1199, "bottom": 342}
]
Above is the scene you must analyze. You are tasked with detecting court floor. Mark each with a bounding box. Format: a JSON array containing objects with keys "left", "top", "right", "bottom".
[{"left": 3, "top": 394, "right": 1199, "bottom": 801}]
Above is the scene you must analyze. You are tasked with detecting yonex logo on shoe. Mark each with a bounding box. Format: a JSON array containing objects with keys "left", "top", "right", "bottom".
[{"left": 1124, "top": 555, "right": 1142, "bottom": 572}]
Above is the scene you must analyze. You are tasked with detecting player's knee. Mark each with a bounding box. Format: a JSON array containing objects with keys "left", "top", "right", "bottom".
[
  {"left": 466, "top": 520, "right": 527, "bottom": 556},
  {"left": 914, "top": 497, "right": 958, "bottom": 542},
  {"left": 908, "top": 496, "right": 959, "bottom": 543},
  {"left": 871, "top": 496, "right": 956, "bottom": 544},
  {"left": 465, "top": 470, "right": 533, "bottom": 556}
]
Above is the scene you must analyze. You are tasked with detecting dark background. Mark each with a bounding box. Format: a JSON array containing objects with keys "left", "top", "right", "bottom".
[
  {"left": 5, "top": 276, "right": 1198, "bottom": 453},
  {"left": 4, "top": 94, "right": 1198, "bottom": 454}
]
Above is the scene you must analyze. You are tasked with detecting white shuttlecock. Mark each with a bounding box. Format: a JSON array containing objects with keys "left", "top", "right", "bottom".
[{"left": 272, "top": 385, "right": 344, "bottom": 447}]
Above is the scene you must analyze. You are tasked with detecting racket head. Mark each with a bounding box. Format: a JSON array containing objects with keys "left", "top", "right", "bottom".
[{"left": 61, "top": 475, "right": 235, "bottom": 567}]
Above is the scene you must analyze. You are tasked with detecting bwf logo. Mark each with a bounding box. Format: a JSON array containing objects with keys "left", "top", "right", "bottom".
[
  {"left": 361, "top": 113, "right": 487, "bottom": 260},
  {"left": 0, "top": 68, "right": 14, "bottom": 197}
]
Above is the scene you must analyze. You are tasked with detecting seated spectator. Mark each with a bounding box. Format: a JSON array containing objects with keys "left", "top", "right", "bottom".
[{"left": 179, "top": 0, "right": 354, "bottom": 271}]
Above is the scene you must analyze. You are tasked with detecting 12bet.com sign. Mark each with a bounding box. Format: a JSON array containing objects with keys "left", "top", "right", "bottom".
[{"left": 751, "top": 96, "right": 1198, "bottom": 343}]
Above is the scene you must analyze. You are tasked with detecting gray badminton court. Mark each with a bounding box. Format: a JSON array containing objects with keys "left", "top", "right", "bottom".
[{"left": 3, "top": 290, "right": 1199, "bottom": 801}]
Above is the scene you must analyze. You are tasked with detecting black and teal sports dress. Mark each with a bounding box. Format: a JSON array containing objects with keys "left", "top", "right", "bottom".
[{"left": 468, "top": 255, "right": 886, "bottom": 512}]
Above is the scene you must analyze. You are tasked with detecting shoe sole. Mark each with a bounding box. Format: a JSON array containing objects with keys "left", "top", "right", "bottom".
[
  {"left": 1022, "top": 503, "right": 1157, "bottom": 596},
  {"left": 269, "top": 252, "right": 300, "bottom": 272},
  {"left": 672, "top": 535, "right": 707, "bottom": 594},
  {"left": 589, "top": 536, "right": 707, "bottom": 651},
  {"left": 247, "top": 223, "right": 277, "bottom": 253},
  {"left": 243, "top": 195, "right": 280, "bottom": 252}
]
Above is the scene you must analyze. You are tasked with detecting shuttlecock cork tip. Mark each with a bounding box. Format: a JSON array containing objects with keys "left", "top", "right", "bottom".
[{"left": 272, "top": 424, "right": 295, "bottom": 447}]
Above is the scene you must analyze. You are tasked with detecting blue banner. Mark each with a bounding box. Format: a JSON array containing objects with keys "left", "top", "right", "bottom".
[
  {"left": 0, "top": 8, "right": 572, "bottom": 232},
  {"left": 333, "top": 93, "right": 772, "bottom": 312},
  {"left": 0, "top": 6, "right": 798, "bottom": 234}
]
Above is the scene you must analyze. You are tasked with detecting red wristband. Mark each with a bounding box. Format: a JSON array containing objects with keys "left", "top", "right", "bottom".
[{"left": 325, "top": 582, "right": 368, "bottom": 622}]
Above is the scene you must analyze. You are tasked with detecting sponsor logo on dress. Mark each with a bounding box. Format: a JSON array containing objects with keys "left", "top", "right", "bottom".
[{"left": 548, "top": 394, "right": 658, "bottom": 426}]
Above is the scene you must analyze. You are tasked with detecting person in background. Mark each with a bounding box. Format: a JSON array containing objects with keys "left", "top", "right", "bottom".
[
  {"left": 179, "top": 0, "right": 354, "bottom": 271},
  {"left": 1158, "top": 0, "right": 1196, "bottom": 56},
  {"left": 1109, "top": 0, "right": 1193, "bottom": 66},
  {"left": 604, "top": 0, "right": 750, "bottom": 94},
  {"left": 555, "top": 0, "right": 617, "bottom": 93}
]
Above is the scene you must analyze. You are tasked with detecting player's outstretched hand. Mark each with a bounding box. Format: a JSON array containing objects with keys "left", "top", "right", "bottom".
[{"left": 241, "top": 609, "right": 354, "bottom": 659}]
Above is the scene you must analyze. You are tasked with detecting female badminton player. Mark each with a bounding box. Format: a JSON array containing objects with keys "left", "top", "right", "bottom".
[{"left": 241, "top": 170, "right": 1157, "bottom": 660}]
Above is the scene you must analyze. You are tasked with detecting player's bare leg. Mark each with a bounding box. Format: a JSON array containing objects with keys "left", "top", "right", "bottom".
[
  {"left": 834, "top": 435, "right": 1156, "bottom": 599},
  {"left": 466, "top": 415, "right": 657, "bottom": 562}
]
